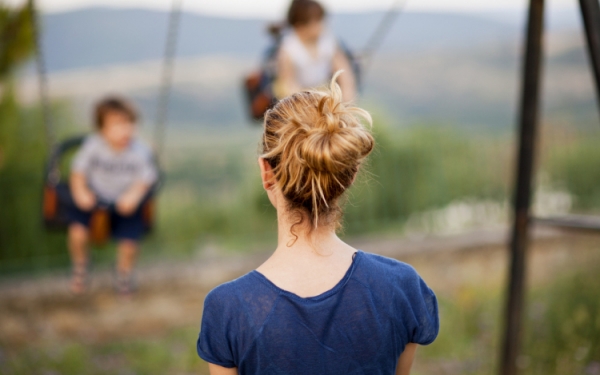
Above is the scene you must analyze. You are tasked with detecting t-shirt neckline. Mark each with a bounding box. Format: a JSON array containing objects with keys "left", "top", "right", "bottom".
[
  {"left": 251, "top": 250, "right": 363, "bottom": 302},
  {"left": 95, "top": 133, "right": 133, "bottom": 155}
]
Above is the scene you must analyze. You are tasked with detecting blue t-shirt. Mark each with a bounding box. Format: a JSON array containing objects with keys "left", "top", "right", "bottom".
[{"left": 197, "top": 251, "right": 439, "bottom": 375}]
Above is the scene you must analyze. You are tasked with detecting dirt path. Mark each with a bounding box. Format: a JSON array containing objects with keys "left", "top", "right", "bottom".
[{"left": 0, "top": 227, "right": 597, "bottom": 350}]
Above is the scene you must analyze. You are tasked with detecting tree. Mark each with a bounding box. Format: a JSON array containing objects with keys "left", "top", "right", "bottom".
[
  {"left": 0, "top": 1, "right": 35, "bottom": 82},
  {"left": 0, "top": 1, "right": 66, "bottom": 274}
]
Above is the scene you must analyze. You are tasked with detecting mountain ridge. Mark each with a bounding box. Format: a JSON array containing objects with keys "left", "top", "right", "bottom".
[{"left": 40, "top": 7, "right": 527, "bottom": 72}]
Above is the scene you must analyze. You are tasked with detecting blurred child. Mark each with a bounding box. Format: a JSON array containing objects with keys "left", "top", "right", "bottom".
[
  {"left": 68, "top": 96, "right": 157, "bottom": 296},
  {"left": 274, "top": 0, "right": 357, "bottom": 101}
]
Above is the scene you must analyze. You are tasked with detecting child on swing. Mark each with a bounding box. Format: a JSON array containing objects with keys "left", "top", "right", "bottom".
[
  {"left": 68, "top": 96, "right": 157, "bottom": 296},
  {"left": 273, "top": 0, "right": 357, "bottom": 101},
  {"left": 197, "top": 73, "right": 439, "bottom": 375}
]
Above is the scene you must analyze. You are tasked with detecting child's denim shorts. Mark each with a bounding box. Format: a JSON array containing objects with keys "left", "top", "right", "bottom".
[{"left": 68, "top": 203, "right": 145, "bottom": 241}]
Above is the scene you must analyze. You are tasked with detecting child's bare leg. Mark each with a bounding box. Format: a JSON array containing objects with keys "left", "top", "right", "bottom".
[
  {"left": 117, "top": 240, "right": 138, "bottom": 274},
  {"left": 116, "top": 239, "right": 138, "bottom": 295},
  {"left": 68, "top": 223, "right": 89, "bottom": 294}
]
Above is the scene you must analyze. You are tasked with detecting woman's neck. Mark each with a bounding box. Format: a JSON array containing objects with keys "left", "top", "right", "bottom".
[
  {"left": 276, "top": 208, "right": 335, "bottom": 252},
  {"left": 256, "top": 208, "right": 356, "bottom": 297}
]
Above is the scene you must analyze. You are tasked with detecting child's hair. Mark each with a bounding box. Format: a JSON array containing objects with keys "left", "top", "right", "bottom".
[
  {"left": 267, "top": 1, "right": 326, "bottom": 40},
  {"left": 287, "top": 0, "right": 326, "bottom": 27},
  {"left": 94, "top": 96, "right": 138, "bottom": 129},
  {"left": 261, "top": 71, "right": 374, "bottom": 236}
]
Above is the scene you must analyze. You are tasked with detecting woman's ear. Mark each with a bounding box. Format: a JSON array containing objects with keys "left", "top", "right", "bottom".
[{"left": 258, "top": 157, "right": 275, "bottom": 190}]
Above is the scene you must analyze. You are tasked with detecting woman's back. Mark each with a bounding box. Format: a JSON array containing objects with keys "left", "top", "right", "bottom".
[{"left": 197, "top": 251, "right": 438, "bottom": 375}]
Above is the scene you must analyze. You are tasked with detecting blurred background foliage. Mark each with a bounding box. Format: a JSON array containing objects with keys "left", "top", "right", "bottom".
[{"left": 0, "top": 1, "right": 35, "bottom": 80}]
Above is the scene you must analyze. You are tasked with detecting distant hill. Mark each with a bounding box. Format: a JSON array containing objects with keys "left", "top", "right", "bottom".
[
  {"left": 25, "top": 7, "right": 594, "bottom": 131},
  {"left": 39, "top": 8, "right": 529, "bottom": 72},
  {"left": 20, "top": 32, "right": 594, "bottom": 131}
]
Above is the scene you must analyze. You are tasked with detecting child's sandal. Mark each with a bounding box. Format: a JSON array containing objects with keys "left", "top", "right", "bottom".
[
  {"left": 115, "top": 270, "right": 136, "bottom": 298},
  {"left": 70, "top": 262, "right": 89, "bottom": 295}
]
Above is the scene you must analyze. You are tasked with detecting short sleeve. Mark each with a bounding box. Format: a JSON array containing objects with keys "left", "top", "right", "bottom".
[
  {"left": 71, "top": 137, "right": 95, "bottom": 174},
  {"left": 197, "top": 289, "right": 236, "bottom": 368},
  {"left": 137, "top": 152, "right": 158, "bottom": 185},
  {"left": 408, "top": 276, "right": 439, "bottom": 345}
]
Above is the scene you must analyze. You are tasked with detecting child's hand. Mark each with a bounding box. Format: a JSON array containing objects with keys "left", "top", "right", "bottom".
[
  {"left": 74, "top": 189, "right": 96, "bottom": 211},
  {"left": 116, "top": 182, "right": 150, "bottom": 217},
  {"left": 116, "top": 192, "right": 140, "bottom": 217},
  {"left": 71, "top": 172, "right": 96, "bottom": 211}
]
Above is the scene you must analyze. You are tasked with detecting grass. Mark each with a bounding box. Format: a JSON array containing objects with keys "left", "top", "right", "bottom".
[
  {"left": 414, "top": 252, "right": 600, "bottom": 375},
  {"left": 523, "top": 261, "right": 600, "bottom": 375},
  {"left": 414, "top": 286, "right": 502, "bottom": 375},
  {"left": 1, "top": 329, "right": 207, "bottom": 375}
]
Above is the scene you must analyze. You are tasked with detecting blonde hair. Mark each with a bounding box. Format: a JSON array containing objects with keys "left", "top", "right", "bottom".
[{"left": 261, "top": 71, "right": 374, "bottom": 237}]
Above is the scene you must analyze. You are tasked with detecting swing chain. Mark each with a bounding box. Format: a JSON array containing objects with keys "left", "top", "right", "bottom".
[
  {"left": 30, "top": 0, "right": 56, "bottom": 156},
  {"left": 360, "top": 0, "right": 408, "bottom": 73},
  {"left": 154, "top": 0, "right": 183, "bottom": 164}
]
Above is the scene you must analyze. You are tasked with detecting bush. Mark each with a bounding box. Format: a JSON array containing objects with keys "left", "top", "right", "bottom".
[
  {"left": 524, "top": 259, "right": 600, "bottom": 375},
  {"left": 546, "top": 137, "right": 600, "bottom": 210}
]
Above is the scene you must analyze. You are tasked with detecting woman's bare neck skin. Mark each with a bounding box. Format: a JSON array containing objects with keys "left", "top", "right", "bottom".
[{"left": 256, "top": 182, "right": 356, "bottom": 298}]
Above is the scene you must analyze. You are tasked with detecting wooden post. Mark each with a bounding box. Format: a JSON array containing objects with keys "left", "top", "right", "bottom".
[{"left": 500, "top": 0, "right": 545, "bottom": 374}]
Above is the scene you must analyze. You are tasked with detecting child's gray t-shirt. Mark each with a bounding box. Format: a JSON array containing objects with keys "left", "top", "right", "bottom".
[{"left": 71, "top": 134, "right": 158, "bottom": 203}]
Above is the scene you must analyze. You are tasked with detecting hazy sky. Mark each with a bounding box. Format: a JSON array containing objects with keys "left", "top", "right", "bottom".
[{"left": 7, "top": 0, "right": 577, "bottom": 18}]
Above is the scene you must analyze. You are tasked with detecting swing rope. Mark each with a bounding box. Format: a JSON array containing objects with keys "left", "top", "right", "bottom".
[
  {"left": 360, "top": 0, "right": 409, "bottom": 74},
  {"left": 154, "top": 0, "right": 183, "bottom": 164},
  {"left": 30, "top": 0, "right": 55, "bottom": 159}
]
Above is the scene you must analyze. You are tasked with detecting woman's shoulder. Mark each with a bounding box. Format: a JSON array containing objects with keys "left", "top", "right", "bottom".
[
  {"left": 356, "top": 251, "right": 439, "bottom": 345},
  {"left": 354, "top": 251, "right": 430, "bottom": 299},
  {"left": 202, "top": 271, "right": 281, "bottom": 335},
  {"left": 206, "top": 272, "right": 255, "bottom": 299},
  {"left": 204, "top": 271, "right": 275, "bottom": 311},
  {"left": 358, "top": 251, "right": 420, "bottom": 282}
]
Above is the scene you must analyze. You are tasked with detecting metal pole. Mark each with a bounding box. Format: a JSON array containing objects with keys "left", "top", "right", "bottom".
[
  {"left": 500, "top": 0, "right": 545, "bottom": 374},
  {"left": 578, "top": 0, "right": 600, "bottom": 115}
]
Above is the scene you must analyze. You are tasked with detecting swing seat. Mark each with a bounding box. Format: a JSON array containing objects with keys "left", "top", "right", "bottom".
[
  {"left": 244, "top": 71, "right": 277, "bottom": 121},
  {"left": 42, "top": 135, "right": 160, "bottom": 245},
  {"left": 43, "top": 182, "right": 75, "bottom": 229},
  {"left": 43, "top": 135, "right": 85, "bottom": 230}
]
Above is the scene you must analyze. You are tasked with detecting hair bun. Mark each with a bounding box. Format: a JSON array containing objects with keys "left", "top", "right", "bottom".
[{"left": 261, "top": 71, "right": 374, "bottom": 230}]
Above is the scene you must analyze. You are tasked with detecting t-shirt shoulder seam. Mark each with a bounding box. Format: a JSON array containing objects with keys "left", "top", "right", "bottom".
[{"left": 363, "top": 252, "right": 417, "bottom": 271}]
